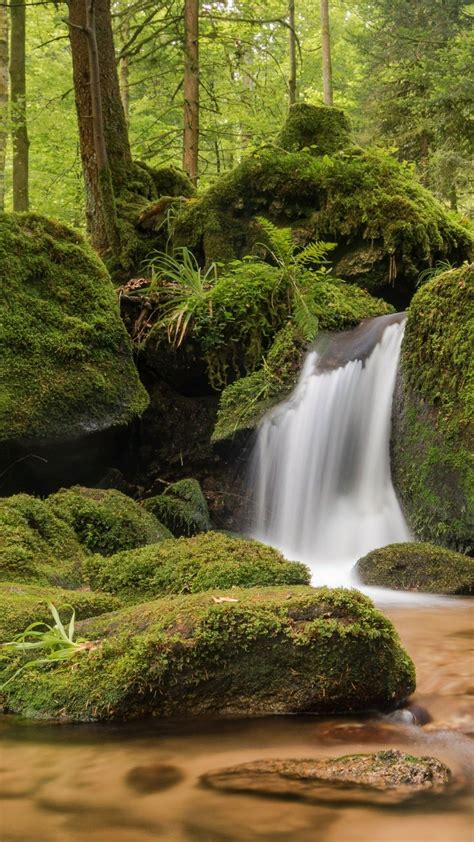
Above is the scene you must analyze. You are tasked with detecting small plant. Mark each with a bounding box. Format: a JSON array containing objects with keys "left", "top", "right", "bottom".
[
  {"left": 417, "top": 259, "right": 455, "bottom": 287},
  {"left": 147, "top": 247, "right": 217, "bottom": 346},
  {"left": 0, "top": 604, "right": 93, "bottom": 690}
]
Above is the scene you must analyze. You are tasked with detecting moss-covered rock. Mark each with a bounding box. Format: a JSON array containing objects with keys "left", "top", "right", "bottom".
[
  {"left": 47, "top": 486, "right": 171, "bottom": 556},
  {"left": 0, "top": 581, "right": 121, "bottom": 642},
  {"left": 275, "top": 103, "right": 352, "bottom": 156},
  {"left": 0, "top": 494, "right": 86, "bottom": 588},
  {"left": 202, "top": 750, "right": 450, "bottom": 806},
  {"left": 212, "top": 279, "right": 392, "bottom": 444},
  {"left": 392, "top": 264, "right": 474, "bottom": 551},
  {"left": 172, "top": 110, "right": 472, "bottom": 296},
  {"left": 0, "top": 213, "right": 149, "bottom": 446},
  {"left": 0, "top": 586, "right": 415, "bottom": 721},
  {"left": 85, "top": 532, "right": 309, "bottom": 601},
  {"left": 356, "top": 543, "right": 474, "bottom": 595},
  {"left": 143, "top": 479, "right": 211, "bottom": 537}
]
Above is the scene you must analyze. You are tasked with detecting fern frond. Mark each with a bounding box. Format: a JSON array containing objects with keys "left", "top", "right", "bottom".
[
  {"left": 255, "top": 217, "right": 295, "bottom": 266},
  {"left": 295, "top": 240, "right": 336, "bottom": 267},
  {"left": 292, "top": 290, "right": 319, "bottom": 341}
]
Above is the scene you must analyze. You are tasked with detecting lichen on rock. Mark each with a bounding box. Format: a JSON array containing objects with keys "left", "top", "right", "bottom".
[
  {"left": 0, "top": 586, "right": 415, "bottom": 721},
  {"left": 356, "top": 542, "right": 474, "bottom": 594}
]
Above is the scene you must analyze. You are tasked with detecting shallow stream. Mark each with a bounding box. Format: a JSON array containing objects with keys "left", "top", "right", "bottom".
[{"left": 1, "top": 597, "right": 472, "bottom": 842}]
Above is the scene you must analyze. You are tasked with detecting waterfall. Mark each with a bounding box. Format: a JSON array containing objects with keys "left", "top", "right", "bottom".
[{"left": 249, "top": 314, "right": 411, "bottom": 586}]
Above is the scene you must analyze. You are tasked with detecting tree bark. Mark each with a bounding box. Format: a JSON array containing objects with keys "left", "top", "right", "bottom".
[
  {"left": 68, "top": 0, "right": 131, "bottom": 251},
  {"left": 320, "top": 0, "right": 333, "bottom": 106},
  {"left": 0, "top": 5, "right": 8, "bottom": 211},
  {"left": 288, "top": 0, "right": 297, "bottom": 105},
  {"left": 10, "top": 0, "right": 29, "bottom": 211},
  {"left": 183, "top": 0, "right": 199, "bottom": 184},
  {"left": 119, "top": 53, "right": 129, "bottom": 126}
]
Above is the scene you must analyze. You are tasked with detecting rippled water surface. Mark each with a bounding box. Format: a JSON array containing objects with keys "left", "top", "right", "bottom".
[{"left": 0, "top": 600, "right": 472, "bottom": 842}]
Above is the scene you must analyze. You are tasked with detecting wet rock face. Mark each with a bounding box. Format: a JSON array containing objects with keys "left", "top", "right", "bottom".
[{"left": 202, "top": 750, "right": 451, "bottom": 806}]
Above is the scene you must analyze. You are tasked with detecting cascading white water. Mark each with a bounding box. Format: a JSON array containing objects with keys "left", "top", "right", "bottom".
[{"left": 249, "top": 315, "right": 411, "bottom": 586}]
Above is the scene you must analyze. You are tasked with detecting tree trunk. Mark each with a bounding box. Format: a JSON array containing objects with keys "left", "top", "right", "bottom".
[
  {"left": 183, "top": 0, "right": 199, "bottom": 184},
  {"left": 288, "top": 0, "right": 297, "bottom": 106},
  {"left": 119, "top": 54, "right": 129, "bottom": 126},
  {"left": 320, "top": 0, "right": 333, "bottom": 106},
  {"left": 0, "top": 5, "right": 8, "bottom": 210},
  {"left": 10, "top": 0, "right": 29, "bottom": 211},
  {"left": 68, "top": 0, "right": 131, "bottom": 251}
]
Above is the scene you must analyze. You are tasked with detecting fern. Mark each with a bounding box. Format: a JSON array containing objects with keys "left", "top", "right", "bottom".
[
  {"left": 255, "top": 216, "right": 295, "bottom": 268},
  {"left": 295, "top": 240, "right": 336, "bottom": 267}
]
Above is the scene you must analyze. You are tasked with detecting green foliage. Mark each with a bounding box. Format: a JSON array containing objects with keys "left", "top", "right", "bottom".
[
  {"left": 356, "top": 542, "right": 474, "bottom": 595},
  {"left": 0, "top": 213, "right": 148, "bottom": 444},
  {"left": 392, "top": 263, "right": 474, "bottom": 550},
  {"left": 47, "top": 486, "right": 172, "bottom": 556},
  {"left": 0, "top": 586, "right": 415, "bottom": 721},
  {"left": 0, "top": 494, "right": 86, "bottom": 588},
  {"left": 143, "top": 479, "right": 211, "bottom": 538},
  {"left": 0, "top": 581, "right": 121, "bottom": 642},
  {"left": 0, "top": 604, "right": 91, "bottom": 690},
  {"left": 85, "top": 531, "right": 310, "bottom": 602}
]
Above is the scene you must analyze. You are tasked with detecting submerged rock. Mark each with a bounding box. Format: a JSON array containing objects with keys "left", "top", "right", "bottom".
[
  {"left": 125, "top": 763, "right": 184, "bottom": 794},
  {"left": 0, "top": 586, "right": 415, "bottom": 721},
  {"left": 201, "top": 750, "right": 450, "bottom": 806},
  {"left": 356, "top": 542, "right": 474, "bottom": 595},
  {"left": 392, "top": 264, "right": 474, "bottom": 551},
  {"left": 143, "top": 478, "right": 211, "bottom": 537},
  {"left": 84, "top": 532, "right": 310, "bottom": 601},
  {"left": 0, "top": 212, "right": 148, "bottom": 448},
  {"left": 47, "top": 486, "right": 171, "bottom": 556}
]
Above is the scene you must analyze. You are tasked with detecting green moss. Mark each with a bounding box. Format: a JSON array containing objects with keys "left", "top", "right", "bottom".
[
  {"left": 356, "top": 542, "right": 474, "bottom": 594},
  {"left": 47, "top": 486, "right": 172, "bottom": 556},
  {"left": 85, "top": 531, "right": 309, "bottom": 601},
  {"left": 143, "top": 479, "right": 211, "bottom": 537},
  {"left": 0, "top": 494, "right": 86, "bottom": 588},
  {"left": 0, "top": 585, "right": 415, "bottom": 721},
  {"left": 172, "top": 141, "right": 472, "bottom": 290},
  {"left": 0, "top": 212, "right": 148, "bottom": 444},
  {"left": 275, "top": 103, "right": 351, "bottom": 156},
  {"left": 392, "top": 264, "right": 474, "bottom": 550},
  {"left": 213, "top": 280, "right": 392, "bottom": 442},
  {"left": 0, "top": 581, "right": 121, "bottom": 642}
]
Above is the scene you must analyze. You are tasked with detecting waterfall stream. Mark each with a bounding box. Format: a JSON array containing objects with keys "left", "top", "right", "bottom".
[{"left": 249, "top": 314, "right": 411, "bottom": 586}]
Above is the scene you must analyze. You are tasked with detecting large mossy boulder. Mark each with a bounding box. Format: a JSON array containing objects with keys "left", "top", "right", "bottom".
[
  {"left": 0, "top": 213, "right": 148, "bottom": 448},
  {"left": 172, "top": 106, "right": 472, "bottom": 298},
  {"left": 356, "top": 543, "right": 474, "bottom": 595},
  {"left": 47, "top": 486, "right": 172, "bottom": 556},
  {"left": 0, "top": 494, "right": 86, "bottom": 588},
  {"left": 392, "top": 264, "right": 473, "bottom": 551},
  {"left": 0, "top": 581, "right": 121, "bottom": 642},
  {"left": 0, "top": 587, "right": 415, "bottom": 721},
  {"left": 85, "top": 532, "right": 310, "bottom": 601},
  {"left": 143, "top": 479, "right": 211, "bottom": 537}
]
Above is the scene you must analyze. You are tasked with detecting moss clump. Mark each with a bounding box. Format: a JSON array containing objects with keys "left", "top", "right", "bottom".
[
  {"left": 392, "top": 264, "right": 474, "bottom": 550},
  {"left": 172, "top": 139, "right": 472, "bottom": 293},
  {"left": 0, "top": 581, "right": 121, "bottom": 642},
  {"left": 275, "top": 103, "right": 351, "bottom": 156},
  {"left": 212, "top": 279, "right": 392, "bottom": 443},
  {"left": 85, "top": 531, "right": 309, "bottom": 601},
  {"left": 0, "top": 586, "right": 415, "bottom": 721},
  {"left": 143, "top": 479, "right": 211, "bottom": 537},
  {"left": 47, "top": 486, "right": 172, "bottom": 556},
  {"left": 0, "top": 494, "right": 86, "bottom": 588},
  {"left": 356, "top": 542, "right": 474, "bottom": 595},
  {"left": 0, "top": 212, "right": 148, "bottom": 445}
]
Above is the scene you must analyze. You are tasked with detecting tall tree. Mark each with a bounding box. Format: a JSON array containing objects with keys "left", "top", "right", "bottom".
[
  {"left": 0, "top": 4, "right": 8, "bottom": 211},
  {"left": 288, "top": 0, "right": 297, "bottom": 105},
  {"left": 320, "top": 0, "right": 332, "bottom": 106},
  {"left": 68, "top": 0, "right": 131, "bottom": 253},
  {"left": 10, "top": 0, "right": 29, "bottom": 211},
  {"left": 183, "top": 0, "right": 199, "bottom": 183}
]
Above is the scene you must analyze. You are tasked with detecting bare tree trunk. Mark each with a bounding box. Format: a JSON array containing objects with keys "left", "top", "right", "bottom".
[
  {"left": 68, "top": 0, "right": 130, "bottom": 253},
  {"left": 320, "top": 0, "right": 333, "bottom": 106},
  {"left": 119, "top": 53, "right": 129, "bottom": 126},
  {"left": 0, "top": 5, "right": 8, "bottom": 210},
  {"left": 183, "top": 0, "right": 199, "bottom": 184},
  {"left": 288, "top": 0, "right": 297, "bottom": 106},
  {"left": 10, "top": 0, "right": 29, "bottom": 211}
]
